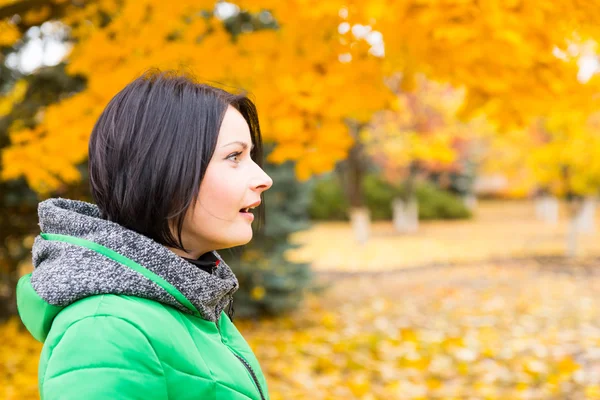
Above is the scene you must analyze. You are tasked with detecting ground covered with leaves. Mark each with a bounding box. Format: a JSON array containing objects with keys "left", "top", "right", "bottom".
[
  {"left": 288, "top": 201, "right": 600, "bottom": 271},
  {"left": 3, "top": 202, "right": 600, "bottom": 399},
  {"left": 237, "top": 262, "right": 600, "bottom": 399},
  {"left": 7, "top": 262, "right": 600, "bottom": 399}
]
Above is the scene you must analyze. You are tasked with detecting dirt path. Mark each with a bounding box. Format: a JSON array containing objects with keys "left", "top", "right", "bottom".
[{"left": 287, "top": 201, "right": 600, "bottom": 272}]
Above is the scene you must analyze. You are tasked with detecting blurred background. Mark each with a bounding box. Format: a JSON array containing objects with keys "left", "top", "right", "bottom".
[{"left": 1, "top": 0, "right": 600, "bottom": 399}]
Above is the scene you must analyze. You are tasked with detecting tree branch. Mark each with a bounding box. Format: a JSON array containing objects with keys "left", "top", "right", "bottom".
[{"left": 0, "top": 0, "right": 55, "bottom": 20}]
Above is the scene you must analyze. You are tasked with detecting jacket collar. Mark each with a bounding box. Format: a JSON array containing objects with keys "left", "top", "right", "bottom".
[{"left": 28, "top": 198, "right": 239, "bottom": 322}]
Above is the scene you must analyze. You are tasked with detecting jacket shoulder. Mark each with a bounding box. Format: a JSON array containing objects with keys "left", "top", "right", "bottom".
[
  {"left": 40, "top": 295, "right": 220, "bottom": 399},
  {"left": 39, "top": 298, "right": 170, "bottom": 400},
  {"left": 54, "top": 294, "right": 169, "bottom": 325},
  {"left": 47, "top": 294, "right": 206, "bottom": 345}
]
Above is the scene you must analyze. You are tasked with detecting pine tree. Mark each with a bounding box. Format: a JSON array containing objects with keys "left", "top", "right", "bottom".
[{"left": 221, "top": 156, "right": 314, "bottom": 318}]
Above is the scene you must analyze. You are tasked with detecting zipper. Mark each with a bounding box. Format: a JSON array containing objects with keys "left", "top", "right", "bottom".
[
  {"left": 43, "top": 233, "right": 259, "bottom": 395},
  {"left": 216, "top": 307, "right": 265, "bottom": 400},
  {"left": 232, "top": 352, "right": 266, "bottom": 400}
]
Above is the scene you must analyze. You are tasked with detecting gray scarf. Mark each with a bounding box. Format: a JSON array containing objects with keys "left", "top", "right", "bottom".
[{"left": 29, "top": 198, "right": 239, "bottom": 322}]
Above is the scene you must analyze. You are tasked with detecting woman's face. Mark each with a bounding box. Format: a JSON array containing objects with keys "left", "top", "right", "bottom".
[{"left": 170, "top": 106, "right": 273, "bottom": 258}]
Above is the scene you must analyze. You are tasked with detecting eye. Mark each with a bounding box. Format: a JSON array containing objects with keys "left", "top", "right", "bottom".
[{"left": 226, "top": 151, "right": 243, "bottom": 163}]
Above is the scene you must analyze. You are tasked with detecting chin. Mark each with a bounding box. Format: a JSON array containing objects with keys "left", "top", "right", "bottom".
[
  {"left": 219, "top": 224, "right": 253, "bottom": 248},
  {"left": 230, "top": 232, "right": 253, "bottom": 248},
  {"left": 238, "top": 234, "right": 253, "bottom": 246}
]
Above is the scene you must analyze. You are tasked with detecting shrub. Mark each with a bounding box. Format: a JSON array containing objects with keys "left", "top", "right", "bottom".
[
  {"left": 410, "top": 182, "right": 472, "bottom": 220},
  {"left": 309, "top": 174, "right": 472, "bottom": 221},
  {"left": 307, "top": 175, "right": 349, "bottom": 221}
]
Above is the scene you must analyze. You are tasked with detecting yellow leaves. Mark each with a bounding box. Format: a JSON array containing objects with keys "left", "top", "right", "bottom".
[
  {"left": 320, "top": 312, "right": 337, "bottom": 329},
  {"left": 294, "top": 158, "right": 317, "bottom": 182},
  {"left": 400, "top": 327, "right": 418, "bottom": 343},
  {"left": 364, "top": 77, "right": 465, "bottom": 182},
  {"left": 6, "top": 208, "right": 600, "bottom": 398},
  {"left": 1, "top": 143, "right": 80, "bottom": 194},
  {"left": 22, "top": 5, "right": 51, "bottom": 25},
  {"left": 2, "top": 0, "right": 600, "bottom": 192},
  {"left": 378, "top": 0, "right": 598, "bottom": 128},
  {"left": 272, "top": 116, "right": 305, "bottom": 141},
  {"left": 362, "top": 0, "right": 387, "bottom": 22},
  {"left": 409, "top": 132, "right": 457, "bottom": 164},
  {"left": 0, "top": 20, "right": 21, "bottom": 47},
  {"left": 2, "top": 109, "right": 87, "bottom": 193},
  {"left": 586, "top": 384, "right": 600, "bottom": 399},
  {"left": 431, "top": 24, "right": 476, "bottom": 44},
  {"left": 347, "top": 373, "right": 370, "bottom": 397},
  {"left": 241, "top": 249, "right": 262, "bottom": 262},
  {"left": 0, "top": 318, "right": 42, "bottom": 400},
  {"left": 487, "top": 111, "right": 600, "bottom": 197},
  {"left": 556, "top": 356, "right": 581, "bottom": 377},
  {"left": 251, "top": 286, "right": 266, "bottom": 300},
  {"left": 0, "top": 80, "right": 28, "bottom": 117},
  {"left": 268, "top": 143, "right": 305, "bottom": 164},
  {"left": 267, "top": 116, "right": 353, "bottom": 179},
  {"left": 230, "top": 247, "right": 600, "bottom": 399},
  {"left": 294, "top": 149, "right": 343, "bottom": 181},
  {"left": 523, "top": 356, "right": 548, "bottom": 377}
]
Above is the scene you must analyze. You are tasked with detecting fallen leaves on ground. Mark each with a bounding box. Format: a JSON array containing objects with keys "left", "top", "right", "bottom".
[
  {"left": 287, "top": 201, "right": 600, "bottom": 271},
  {"left": 237, "top": 263, "right": 600, "bottom": 399},
  {"left": 0, "top": 318, "right": 42, "bottom": 400},
  {"left": 4, "top": 264, "right": 600, "bottom": 398}
]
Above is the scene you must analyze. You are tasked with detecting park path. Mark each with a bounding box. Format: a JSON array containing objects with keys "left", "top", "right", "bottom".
[{"left": 286, "top": 201, "right": 600, "bottom": 272}]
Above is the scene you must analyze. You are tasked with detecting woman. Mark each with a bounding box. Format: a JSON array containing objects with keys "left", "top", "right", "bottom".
[{"left": 16, "top": 70, "right": 273, "bottom": 400}]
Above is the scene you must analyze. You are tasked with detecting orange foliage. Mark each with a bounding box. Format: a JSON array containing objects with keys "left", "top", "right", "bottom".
[{"left": 1, "top": 0, "right": 599, "bottom": 193}]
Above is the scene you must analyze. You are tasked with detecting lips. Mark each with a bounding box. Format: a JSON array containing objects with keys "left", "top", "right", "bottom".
[{"left": 239, "top": 200, "right": 261, "bottom": 213}]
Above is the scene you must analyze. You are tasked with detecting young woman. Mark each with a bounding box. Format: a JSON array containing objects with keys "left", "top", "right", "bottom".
[{"left": 16, "top": 70, "right": 273, "bottom": 400}]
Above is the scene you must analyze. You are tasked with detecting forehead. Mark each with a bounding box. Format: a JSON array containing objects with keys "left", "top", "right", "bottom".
[{"left": 217, "top": 106, "right": 251, "bottom": 144}]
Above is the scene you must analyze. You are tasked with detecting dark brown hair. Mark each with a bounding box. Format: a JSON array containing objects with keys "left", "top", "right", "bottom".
[{"left": 88, "top": 69, "right": 265, "bottom": 252}]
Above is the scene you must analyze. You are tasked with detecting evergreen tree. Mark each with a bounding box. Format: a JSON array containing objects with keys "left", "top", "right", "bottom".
[
  {"left": 221, "top": 156, "right": 314, "bottom": 318},
  {"left": 0, "top": 63, "right": 88, "bottom": 319}
]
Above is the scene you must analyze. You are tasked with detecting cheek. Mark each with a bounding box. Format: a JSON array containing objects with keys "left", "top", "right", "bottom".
[{"left": 197, "top": 166, "right": 245, "bottom": 219}]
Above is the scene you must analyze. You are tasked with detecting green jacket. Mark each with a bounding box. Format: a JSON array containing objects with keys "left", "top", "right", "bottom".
[{"left": 16, "top": 198, "right": 269, "bottom": 400}]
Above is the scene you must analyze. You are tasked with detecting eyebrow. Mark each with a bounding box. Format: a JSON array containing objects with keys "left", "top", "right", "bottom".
[{"left": 221, "top": 141, "right": 254, "bottom": 150}]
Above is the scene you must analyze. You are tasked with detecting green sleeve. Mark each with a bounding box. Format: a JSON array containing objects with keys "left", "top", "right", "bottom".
[{"left": 41, "top": 315, "right": 168, "bottom": 400}]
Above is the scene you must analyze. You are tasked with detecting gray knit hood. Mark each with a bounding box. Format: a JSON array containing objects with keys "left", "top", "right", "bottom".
[{"left": 17, "top": 198, "right": 239, "bottom": 341}]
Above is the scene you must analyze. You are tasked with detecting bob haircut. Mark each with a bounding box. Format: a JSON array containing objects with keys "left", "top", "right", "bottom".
[{"left": 88, "top": 69, "right": 265, "bottom": 253}]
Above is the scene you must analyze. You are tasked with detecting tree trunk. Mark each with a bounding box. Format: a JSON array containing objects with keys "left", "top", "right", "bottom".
[
  {"left": 566, "top": 214, "right": 579, "bottom": 258},
  {"left": 393, "top": 196, "right": 419, "bottom": 233},
  {"left": 462, "top": 194, "right": 477, "bottom": 212},
  {"left": 349, "top": 208, "right": 370, "bottom": 244},
  {"left": 345, "top": 139, "right": 366, "bottom": 209},
  {"left": 341, "top": 120, "right": 370, "bottom": 244},
  {"left": 393, "top": 162, "right": 419, "bottom": 233},
  {"left": 0, "top": 270, "right": 19, "bottom": 320},
  {"left": 535, "top": 194, "right": 559, "bottom": 225},
  {"left": 574, "top": 196, "right": 597, "bottom": 234},
  {"left": 565, "top": 197, "right": 582, "bottom": 258},
  {"left": 566, "top": 196, "right": 597, "bottom": 257}
]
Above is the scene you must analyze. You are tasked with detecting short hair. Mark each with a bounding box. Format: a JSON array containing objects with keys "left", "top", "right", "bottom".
[{"left": 88, "top": 69, "right": 265, "bottom": 252}]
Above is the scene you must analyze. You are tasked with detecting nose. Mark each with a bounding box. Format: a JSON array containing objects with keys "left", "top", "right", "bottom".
[{"left": 250, "top": 164, "right": 273, "bottom": 193}]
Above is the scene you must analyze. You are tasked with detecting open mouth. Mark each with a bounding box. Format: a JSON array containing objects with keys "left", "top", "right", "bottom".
[{"left": 239, "top": 201, "right": 260, "bottom": 216}]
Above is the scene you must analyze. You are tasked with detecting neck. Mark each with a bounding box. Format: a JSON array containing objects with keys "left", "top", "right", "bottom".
[{"left": 166, "top": 246, "right": 206, "bottom": 260}]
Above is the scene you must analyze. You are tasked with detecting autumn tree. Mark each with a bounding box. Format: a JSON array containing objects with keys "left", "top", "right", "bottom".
[
  {"left": 0, "top": 64, "right": 87, "bottom": 319},
  {"left": 1, "top": 0, "right": 600, "bottom": 306},
  {"left": 482, "top": 110, "right": 600, "bottom": 257},
  {"left": 363, "top": 75, "right": 490, "bottom": 232},
  {"left": 1, "top": 0, "right": 599, "bottom": 187}
]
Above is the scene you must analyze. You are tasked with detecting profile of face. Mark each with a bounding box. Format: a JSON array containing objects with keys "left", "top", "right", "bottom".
[{"left": 170, "top": 106, "right": 273, "bottom": 259}]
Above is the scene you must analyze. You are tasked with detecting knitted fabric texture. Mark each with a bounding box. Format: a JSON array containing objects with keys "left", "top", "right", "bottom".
[{"left": 30, "top": 198, "right": 239, "bottom": 322}]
